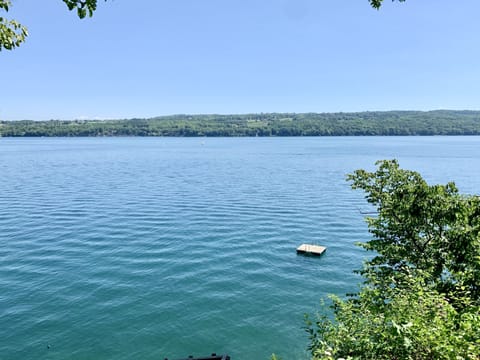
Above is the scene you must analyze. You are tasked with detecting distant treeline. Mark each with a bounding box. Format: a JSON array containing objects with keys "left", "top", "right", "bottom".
[{"left": 2, "top": 110, "right": 480, "bottom": 137}]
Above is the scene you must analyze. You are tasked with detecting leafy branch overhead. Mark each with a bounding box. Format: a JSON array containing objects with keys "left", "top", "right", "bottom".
[
  {"left": 0, "top": 0, "right": 27, "bottom": 50},
  {"left": 63, "top": 0, "right": 106, "bottom": 19},
  {"left": 0, "top": 0, "right": 106, "bottom": 51},
  {"left": 1, "top": 0, "right": 406, "bottom": 51},
  {"left": 370, "top": 0, "right": 406, "bottom": 9}
]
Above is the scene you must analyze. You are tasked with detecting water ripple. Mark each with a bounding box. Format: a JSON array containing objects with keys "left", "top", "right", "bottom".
[{"left": 2, "top": 137, "right": 480, "bottom": 359}]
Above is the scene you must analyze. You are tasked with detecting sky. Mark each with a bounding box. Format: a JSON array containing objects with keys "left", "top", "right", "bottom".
[{"left": 1, "top": 0, "right": 480, "bottom": 120}]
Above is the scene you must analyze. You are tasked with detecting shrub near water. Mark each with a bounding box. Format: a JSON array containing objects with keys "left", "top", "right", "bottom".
[{"left": 306, "top": 160, "right": 480, "bottom": 359}]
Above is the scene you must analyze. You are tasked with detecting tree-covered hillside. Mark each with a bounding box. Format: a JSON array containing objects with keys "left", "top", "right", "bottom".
[{"left": 2, "top": 110, "right": 480, "bottom": 137}]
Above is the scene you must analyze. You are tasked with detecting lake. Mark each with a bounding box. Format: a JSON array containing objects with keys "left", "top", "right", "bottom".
[{"left": 1, "top": 136, "right": 479, "bottom": 360}]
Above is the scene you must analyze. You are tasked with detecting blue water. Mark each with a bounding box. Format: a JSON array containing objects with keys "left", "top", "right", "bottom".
[{"left": 1, "top": 137, "right": 479, "bottom": 360}]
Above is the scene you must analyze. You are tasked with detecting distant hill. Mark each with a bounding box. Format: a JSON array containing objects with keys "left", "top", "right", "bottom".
[{"left": 2, "top": 110, "right": 480, "bottom": 137}]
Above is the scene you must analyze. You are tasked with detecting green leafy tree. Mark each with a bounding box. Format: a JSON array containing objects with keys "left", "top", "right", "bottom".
[
  {"left": 348, "top": 160, "right": 480, "bottom": 304},
  {"left": 307, "top": 160, "right": 480, "bottom": 359},
  {"left": 306, "top": 275, "right": 480, "bottom": 359}
]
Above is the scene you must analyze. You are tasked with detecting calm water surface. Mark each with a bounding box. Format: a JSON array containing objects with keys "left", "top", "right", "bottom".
[{"left": 1, "top": 137, "right": 479, "bottom": 360}]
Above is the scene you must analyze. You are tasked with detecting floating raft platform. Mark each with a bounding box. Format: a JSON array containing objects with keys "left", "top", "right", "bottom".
[{"left": 296, "top": 244, "right": 326, "bottom": 256}]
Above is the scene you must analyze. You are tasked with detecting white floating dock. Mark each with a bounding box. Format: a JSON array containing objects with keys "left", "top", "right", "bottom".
[{"left": 296, "top": 244, "right": 326, "bottom": 256}]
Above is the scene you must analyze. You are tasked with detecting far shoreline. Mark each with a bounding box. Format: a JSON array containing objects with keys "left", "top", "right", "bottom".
[{"left": 1, "top": 110, "right": 480, "bottom": 137}]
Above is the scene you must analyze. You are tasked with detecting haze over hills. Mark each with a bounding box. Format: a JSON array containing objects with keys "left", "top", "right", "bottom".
[{"left": 1, "top": 110, "right": 480, "bottom": 137}]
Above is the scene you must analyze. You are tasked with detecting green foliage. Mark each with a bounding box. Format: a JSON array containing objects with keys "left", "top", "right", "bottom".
[
  {"left": 370, "top": 0, "right": 406, "bottom": 9},
  {"left": 2, "top": 110, "right": 480, "bottom": 137},
  {"left": 0, "top": 0, "right": 105, "bottom": 51},
  {"left": 307, "top": 160, "right": 480, "bottom": 359},
  {"left": 63, "top": 0, "right": 106, "bottom": 19},
  {"left": 0, "top": 0, "right": 28, "bottom": 51},
  {"left": 348, "top": 160, "right": 480, "bottom": 303},
  {"left": 306, "top": 279, "right": 480, "bottom": 359}
]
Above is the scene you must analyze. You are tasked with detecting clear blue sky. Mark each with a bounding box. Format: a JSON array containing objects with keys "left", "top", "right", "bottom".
[{"left": 1, "top": 0, "right": 480, "bottom": 120}]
